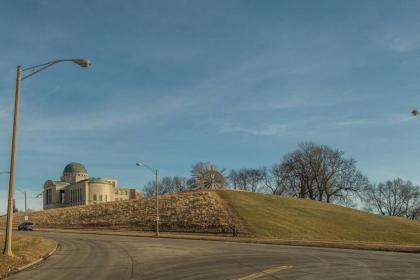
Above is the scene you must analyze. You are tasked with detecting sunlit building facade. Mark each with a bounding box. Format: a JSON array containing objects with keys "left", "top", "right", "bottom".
[{"left": 43, "top": 162, "right": 140, "bottom": 210}]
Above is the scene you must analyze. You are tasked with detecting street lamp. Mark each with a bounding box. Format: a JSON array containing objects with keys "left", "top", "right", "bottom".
[
  {"left": 136, "top": 162, "right": 159, "bottom": 238},
  {"left": 15, "top": 187, "right": 27, "bottom": 217},
  {"left": 3, "top": 58, "right": 91, "bottom": 256}
]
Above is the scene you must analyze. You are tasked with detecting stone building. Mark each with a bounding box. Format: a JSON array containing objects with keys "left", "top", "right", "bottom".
[{"left": 43, "top": 162, "right": 140, "bottom": 210}]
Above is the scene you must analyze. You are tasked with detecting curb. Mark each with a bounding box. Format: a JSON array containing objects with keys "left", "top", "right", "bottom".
[
  {"left": 16, "top": 240, "right": 58, "bottom": 272},
  {"left": 34, "top": 228, "right": 420, "bottom": 254}
]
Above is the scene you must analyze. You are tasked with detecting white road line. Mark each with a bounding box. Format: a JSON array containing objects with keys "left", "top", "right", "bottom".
[{"left": 237, "top": 265, "right": 293, "bottom": 280}]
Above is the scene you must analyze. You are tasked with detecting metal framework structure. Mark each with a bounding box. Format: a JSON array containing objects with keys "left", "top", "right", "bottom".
[{"left": 199, "top": 170, "right": 225, "bottom": 189}]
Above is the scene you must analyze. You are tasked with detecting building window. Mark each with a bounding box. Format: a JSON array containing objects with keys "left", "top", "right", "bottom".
[
  {"left": 105, "top": 195, "right": 107, "bottom": 202},
  {"left": 99, "top": 195, "right": 103, "bottom": 201},
  {"left": 46, "top": 189, "right": 53, "bottom": 204},
  {"left": 60, "top": 190, "right": 65, "bottom": 204},
  {"left": 93, "top": 194, "right": 97, "bottom": 201}
]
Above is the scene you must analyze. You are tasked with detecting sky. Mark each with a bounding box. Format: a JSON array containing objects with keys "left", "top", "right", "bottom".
[{"left": 1, "top": 0, "right": 420, "bottom": 213}]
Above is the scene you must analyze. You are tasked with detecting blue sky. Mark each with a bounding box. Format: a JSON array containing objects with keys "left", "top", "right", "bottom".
[{"left": 1, "top": 1, "right": 420, "bottom": 213}]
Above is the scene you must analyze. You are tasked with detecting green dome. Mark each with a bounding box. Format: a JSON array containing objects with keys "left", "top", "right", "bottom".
[{"left": 63, "top": 162, "right": 88, "bottom": 174}]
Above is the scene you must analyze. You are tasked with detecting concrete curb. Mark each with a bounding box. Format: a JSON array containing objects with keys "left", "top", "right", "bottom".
[
  {"left": 16, "top": 240, "right": 58, "bottom": 272},
  {"left": 34, "top": 228, "right": 420, "bottom": 254}
]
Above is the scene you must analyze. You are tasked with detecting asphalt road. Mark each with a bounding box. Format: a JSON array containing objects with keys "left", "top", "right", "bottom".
[{"left": 7, "top": 232, "right": 420, "bottom": 280}]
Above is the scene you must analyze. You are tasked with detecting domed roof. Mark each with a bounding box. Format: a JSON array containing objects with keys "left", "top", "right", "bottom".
[{"left": 63, "top": 162, "right": 88, "bottom": 174}]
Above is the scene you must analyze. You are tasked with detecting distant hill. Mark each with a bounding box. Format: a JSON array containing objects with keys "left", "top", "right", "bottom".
[{"left": 3, "top": 189, "right": 420, "bottom": 245}]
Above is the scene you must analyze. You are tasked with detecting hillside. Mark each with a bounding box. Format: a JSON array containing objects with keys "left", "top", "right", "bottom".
[
  {"left": 218, "top": 190, "right": 420, "bottom": 245},
  {"left": 3, "top": 189, "right": 420, "bottom": 245},
  {"left": 2, "top": 190, "right": 245, "bottom": 234}
]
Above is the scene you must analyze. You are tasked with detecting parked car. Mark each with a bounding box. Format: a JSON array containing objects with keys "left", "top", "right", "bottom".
[{"left": 17, "top": 221, "right": 34, "bottom": 231}]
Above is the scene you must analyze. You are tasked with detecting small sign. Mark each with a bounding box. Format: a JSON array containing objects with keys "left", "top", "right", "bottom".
[{"left": 24, "top": 216, "right": 28, "bottom": 221}]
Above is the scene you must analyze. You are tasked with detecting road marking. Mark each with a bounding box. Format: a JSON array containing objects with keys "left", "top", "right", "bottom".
[{"left": 237, "top": 265, "right": 293, "bottom": 280}]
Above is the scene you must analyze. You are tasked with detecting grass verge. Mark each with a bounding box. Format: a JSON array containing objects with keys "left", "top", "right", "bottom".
[{"left": 0, "top": 233, "right": 56, "bottom": 279}]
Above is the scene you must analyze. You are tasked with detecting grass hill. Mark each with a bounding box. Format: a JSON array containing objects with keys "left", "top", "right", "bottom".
[
  {"left": 3, "top": 190, "right": 243, "bottom": 234},
  {"left": 3, "top": 189, "right": 420, "bottom": 245},
  {"left": 218, "top": 190, "right": 420, "bottom": 245}
]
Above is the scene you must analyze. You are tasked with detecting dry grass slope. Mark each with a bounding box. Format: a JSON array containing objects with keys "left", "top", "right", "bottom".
[
  {"left": 218, "top": 190, "right": 420, "bottom": 245},
  {"left": 0, "top": 234, "right": 56, "bottom": 279},
  {"left": 2, "top": 190, "right": 244, "bottom": 234}
]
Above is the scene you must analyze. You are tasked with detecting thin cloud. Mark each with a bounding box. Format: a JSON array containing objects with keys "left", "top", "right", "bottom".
[
  {"left": 333, "top": 119, "right": 380, "bottom": 127},
  {"left": 220, "top": 123, "right": 290, "bottom": 137}
]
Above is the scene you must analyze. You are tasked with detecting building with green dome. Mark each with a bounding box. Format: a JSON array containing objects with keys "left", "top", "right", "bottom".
[{"left": 43, "top": 162, "right": 141, "bottom": 209}]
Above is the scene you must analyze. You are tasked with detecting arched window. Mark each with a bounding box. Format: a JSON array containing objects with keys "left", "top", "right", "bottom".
[
  {"left": 99, "top": 194, "right": 103, "bottom": 201},
  {"left": 93, "top": 194, "right": 97, "bottom": 201}
]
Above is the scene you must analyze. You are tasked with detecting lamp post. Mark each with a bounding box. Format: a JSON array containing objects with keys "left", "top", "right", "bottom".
[
  {"left": 3, "top": 59, "right": 91, "bottom": 256},
  {"left": 136, "top": 162, "right": 159, "bottom": 238},
  {"left": 15, "top": 187, "right": 27, "bottom": 217}
]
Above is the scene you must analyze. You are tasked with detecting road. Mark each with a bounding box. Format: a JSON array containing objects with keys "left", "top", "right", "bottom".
[{"left": 7, "top": 231, "right": 420, "bottom": 280}]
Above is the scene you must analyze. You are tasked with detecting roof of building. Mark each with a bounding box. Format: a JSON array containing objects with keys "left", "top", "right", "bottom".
[
  {"left": 53, "top": 180, "right": 69, "bottom": 185},
  {"left": 88, "top": 177, "right": 111, "bottom": 183},
  {"left": 63, "top": 162, "right": 88, "bottom": 174}
]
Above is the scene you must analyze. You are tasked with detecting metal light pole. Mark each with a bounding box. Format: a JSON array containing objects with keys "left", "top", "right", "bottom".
[
  {"left": 3, "top": 59, "right": 91, "bottom": 256},
  {"left": 136, "top": 162, "right": 159, "bottom": 238},
  {"left": 16, "top": 187, "right": 27, "bottom": 217}
]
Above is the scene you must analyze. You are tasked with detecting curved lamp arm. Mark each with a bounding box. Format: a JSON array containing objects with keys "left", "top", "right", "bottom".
[
  {"left": 136, "top": 162, "right": 157, "bottom": 174},
  {"left": 22, "top": 58, "right": 91, "bottom": 80}
]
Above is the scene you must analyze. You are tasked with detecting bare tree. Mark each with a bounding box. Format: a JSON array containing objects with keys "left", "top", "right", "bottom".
[
  {"left": 142, "top": 181, "right": 156, "bottom": 196},
  {"left": 361, "top": 178, "right": 420, "bottom": 219},
  {"left": 246, "top": 168, "right": 264, "bottom": 192},
  {"left": 228, "top": 170, "right": 240, "bottom": 190},
  {"left": 236, "top": 169, "right": 249, "bottom": 191},
  {"left": 260, "top": 164, "right": 287, "bottom": 195},
  {"left": 404, "top": 187, "right": 420, "bottom": 220},
  {"left": 228, "top": 168, "right": 264, "bottom": 192},
  {"left": 143, "top": 176, "right": 190, "bottom": 196},
  {"left": 279, "top": 142, "right": 368, "bottom": 203}
]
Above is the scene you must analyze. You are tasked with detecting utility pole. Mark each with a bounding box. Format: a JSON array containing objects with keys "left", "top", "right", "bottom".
[
  {"left": 3, "top": 65, "right": 22, "bottom": 256},
  {"left": 2, "top": 59, "right": 91, "bottom": 256}
]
